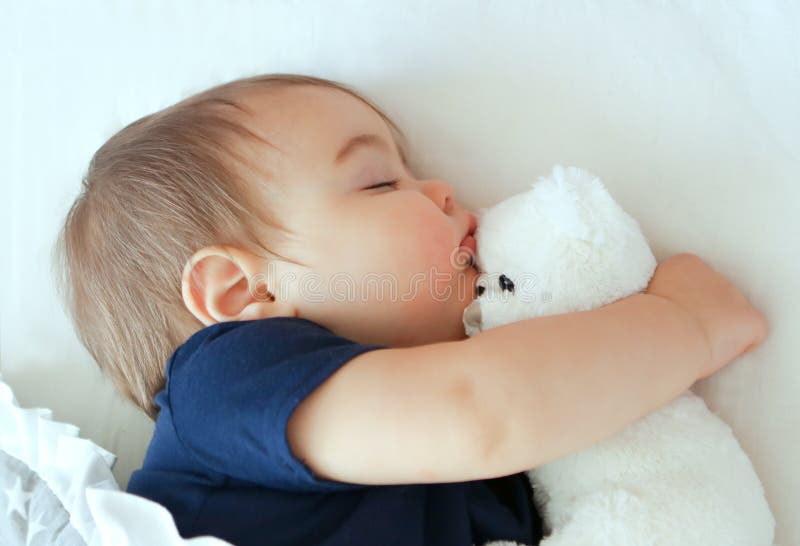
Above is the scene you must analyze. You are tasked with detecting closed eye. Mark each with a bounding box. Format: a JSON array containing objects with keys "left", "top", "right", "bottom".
[{"left": 365, "top": 180, "right": 398, "bottom": 190}]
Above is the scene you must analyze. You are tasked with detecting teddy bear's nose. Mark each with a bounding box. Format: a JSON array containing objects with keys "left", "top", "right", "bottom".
[{"left": 499, "top": 274, "right": 515, "bottom": 293}]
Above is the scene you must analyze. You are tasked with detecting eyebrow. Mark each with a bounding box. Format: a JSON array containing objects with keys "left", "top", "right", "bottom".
[{"left": 333, "top": 133, "right": 392, "bottom": 165}]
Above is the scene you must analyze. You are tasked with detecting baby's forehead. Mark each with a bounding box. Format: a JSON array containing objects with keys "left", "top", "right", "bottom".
[{"left": 233, "top": 85, "right": 396, "bottom": 178}]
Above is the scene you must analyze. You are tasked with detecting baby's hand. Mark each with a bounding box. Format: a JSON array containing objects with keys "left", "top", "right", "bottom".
[{"left": 645, "top": 253, "right": 768, "bottom": 380}]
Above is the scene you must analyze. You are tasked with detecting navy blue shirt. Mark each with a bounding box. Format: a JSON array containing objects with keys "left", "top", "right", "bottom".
[{"left": 127, "top": 317, "right": 543, "bottom": 545}]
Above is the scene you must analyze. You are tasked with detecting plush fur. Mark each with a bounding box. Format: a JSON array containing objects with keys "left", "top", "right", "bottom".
[{"left": 465, "top": 166, "right": 775, "bottom": 546}]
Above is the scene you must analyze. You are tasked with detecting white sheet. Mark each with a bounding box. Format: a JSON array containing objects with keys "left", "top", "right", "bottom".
[{"left": 2, "top": 1, "right": 798, "bottom": 543}]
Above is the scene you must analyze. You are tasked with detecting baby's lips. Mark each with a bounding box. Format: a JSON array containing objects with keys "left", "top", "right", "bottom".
[{"left": 459, "top": 234, "right": 477, "bottom": 253}]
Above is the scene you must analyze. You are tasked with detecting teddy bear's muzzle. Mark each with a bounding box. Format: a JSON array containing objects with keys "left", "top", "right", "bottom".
[{"left": 462, "top": 300, "right": 483, "bottom": 337}]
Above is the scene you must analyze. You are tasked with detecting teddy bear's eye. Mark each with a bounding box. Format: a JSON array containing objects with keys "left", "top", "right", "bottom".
[
  {"left": 499, "top": 274, "right": 514, "bottom": 293},
  {"left": 476, "top": 284, "right": 486, "bottom": 297}
]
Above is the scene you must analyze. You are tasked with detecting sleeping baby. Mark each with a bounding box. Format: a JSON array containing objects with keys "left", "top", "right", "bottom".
[{"left": 54, "top": 72, "right": 767, "bottom": 545}]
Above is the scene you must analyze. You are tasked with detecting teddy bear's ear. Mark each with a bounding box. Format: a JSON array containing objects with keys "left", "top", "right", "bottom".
[
  {"left": 530, "top": 164, "right": 568, "bottom": 189},
  {"left": 532, "top": 167, "right": 592, "bottom": 241},
  {"left": 551, "top": 164, "right": 568, "bottom": 180}
]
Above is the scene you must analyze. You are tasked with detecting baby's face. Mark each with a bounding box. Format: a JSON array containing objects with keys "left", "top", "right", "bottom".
[{"left": 236, "top": 85, "right": 479, "bottom": 347}]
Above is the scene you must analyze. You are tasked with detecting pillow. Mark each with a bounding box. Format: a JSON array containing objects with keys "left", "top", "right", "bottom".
[{"left": 0, "top": 373, "right": 231, "bottom": 546}]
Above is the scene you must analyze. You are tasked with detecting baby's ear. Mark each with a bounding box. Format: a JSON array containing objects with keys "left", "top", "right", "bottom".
[{"left": 181, "top": 245, "right": 295, "bottom": 326}]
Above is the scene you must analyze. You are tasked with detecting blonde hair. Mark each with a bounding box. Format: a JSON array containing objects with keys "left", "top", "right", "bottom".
[{"left": 54, "top": 73, "right": 410, "bottom": 421}]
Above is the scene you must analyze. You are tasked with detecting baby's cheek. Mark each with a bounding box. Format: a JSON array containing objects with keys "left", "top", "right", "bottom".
[
  {"left": 421, "top": 232, "right": 461, "bottom": 286},
  {"left": 387, "top": 197, "right": 457, "bottom": 272}
]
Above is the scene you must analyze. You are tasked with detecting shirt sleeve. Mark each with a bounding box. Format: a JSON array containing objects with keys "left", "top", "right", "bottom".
[{"left": 166, "top": 317, "right": 388, "bottom": 493}]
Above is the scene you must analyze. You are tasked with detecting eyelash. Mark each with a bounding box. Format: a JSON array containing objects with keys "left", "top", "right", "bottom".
[{"left": 365, "top": 180, "right": 398, "bottom": 190}]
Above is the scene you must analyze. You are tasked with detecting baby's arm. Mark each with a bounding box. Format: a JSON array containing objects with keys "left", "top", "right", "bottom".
[
  {"left": 288, "top": 253, "right": 766, "bottom": 486},
  {"left": 460, "top": 291, "right": 707, "bottom": 478}
]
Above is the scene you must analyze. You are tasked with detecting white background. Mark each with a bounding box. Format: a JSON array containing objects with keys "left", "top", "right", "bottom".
[{"left": 2, "top": 1, "right": 798, "bottom": 544}]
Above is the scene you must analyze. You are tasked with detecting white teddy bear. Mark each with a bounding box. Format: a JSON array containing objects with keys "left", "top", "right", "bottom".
[{"left": 464, "top": 166, "right": 775, "bottom": 546}]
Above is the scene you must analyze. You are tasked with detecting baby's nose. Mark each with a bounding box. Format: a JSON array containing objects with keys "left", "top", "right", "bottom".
[{"left": 421, "top": 179, "right": 454, "bottom": 212}]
